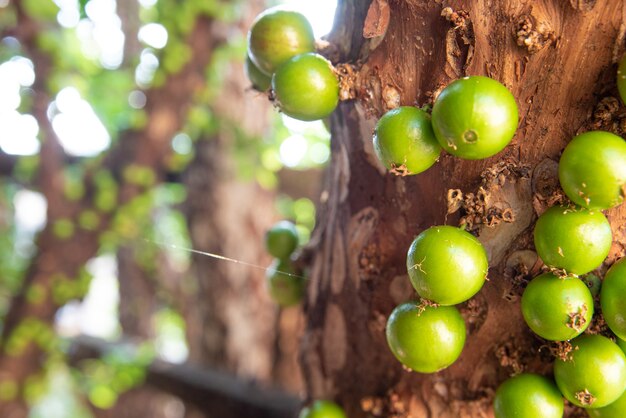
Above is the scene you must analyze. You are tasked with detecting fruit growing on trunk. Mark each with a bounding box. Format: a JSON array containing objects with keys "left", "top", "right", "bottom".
[{"left": 431, "top": 76, "right": 518, "bottom": 160}]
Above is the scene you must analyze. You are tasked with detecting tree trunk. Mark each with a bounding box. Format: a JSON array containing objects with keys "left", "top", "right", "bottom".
[{"left": 302, "top": 1, "right": 626, "bottom": 417}]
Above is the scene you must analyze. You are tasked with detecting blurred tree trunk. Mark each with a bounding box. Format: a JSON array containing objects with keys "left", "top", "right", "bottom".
[
  {"left": 302, "top": 1, "right": 626, "bottom": 417},
  {"left": 181, "top": 55, "right": 304, "bottom": 393}
]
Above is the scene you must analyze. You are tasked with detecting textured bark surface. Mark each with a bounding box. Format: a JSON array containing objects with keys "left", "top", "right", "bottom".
[{"left": 302, "top": 1, "right": 626, "bottom": 417}]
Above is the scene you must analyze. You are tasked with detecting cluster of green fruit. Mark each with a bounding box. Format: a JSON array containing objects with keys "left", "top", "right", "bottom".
[
  {"left": 373, "top": 75, "right": 519, "bottom": 175},
  {"left": 493, "top": 67, "right": 626, "bottom": 416},
  {"left": 383, "top": 76, "right": 516, "bottom": 372},
  {"left": 246, "top": 7, "right": 339, "bottom": 121},
  {"left": 385, "top": 225, "right": 488, "bottom": 373},
  {"left": 380, "top": 69, "right": 626, "bottom": 415},
  {"left": 264, "top": 220, "right": 305, "bottom": 307}
]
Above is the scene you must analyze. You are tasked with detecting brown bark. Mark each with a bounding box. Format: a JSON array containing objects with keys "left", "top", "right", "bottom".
[{"left": 302, "top": 1, "right": 626, "bottom": 417}]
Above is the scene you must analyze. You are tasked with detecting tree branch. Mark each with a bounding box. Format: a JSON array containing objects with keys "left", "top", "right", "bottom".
[{"left": 69, "top": 335, "right": 301, "bottom": 418}]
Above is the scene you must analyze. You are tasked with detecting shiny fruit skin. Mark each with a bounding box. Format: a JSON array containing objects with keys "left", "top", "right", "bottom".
[
  {"left": 385, "top": 302, "right": 466, "bottom": 373},
  {"left": 494, "top": 373, "right": 564, "bottom": 418},
  {"left": 521, "top": 273, "right": 593, "bottom": 341},
  {"left": 618, "top": 338, "right": 626, "bottom": 354},
  {"left": 406, "top": 225, "right": 488, "bottom": 305},
  {"left": 618, "top": 54, "right": 626, "bottom": 105},
  {"left": 299, "top": 400, "right": 347, "bottom": 418},
  {"left": 554, "top": 335, "right": 626, "bottom": 408},
  {"left": 587, "top": 389, "right": 626, "bottom": 418},
  {"left": 373, "top": 106, "right": 441, "bottom": 175},
  {"left": 558, "top": 131, "right": 626, "bottom": 210},
  {"left": 431, "top": 76, "right": 519, "bottom": 160},
  {"left": 272, "top": 53, "right": 339, "bottom": 121},
  {"left": 244, "top": 55, "right": 271, "bottom": 92},
  {"left": 266, "top": 259, "right": 305, "bottom": 307},
  {"left": 600, "top": 258, "right": 626, "bottom": 340},
  {"left": 248, "top": 7, "right": 314, "bottom": 75},
  {"left": 265, "top": 220, "right": 299, "bottom": 259},
  {"left": 533, "top": 205, "right": 612, "bottom": 275}
]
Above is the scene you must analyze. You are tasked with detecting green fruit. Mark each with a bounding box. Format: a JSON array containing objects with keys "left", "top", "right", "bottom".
[
  {"left": 299, "top": 400, "right": 347, "bottom": 418},
  {"left": 587, "top": 389, "right": 626, "bottom": 418},
  {"left": 554, "top": 335, "right": 626, "bottom": 408},
  {"left": 266, "top": 259, "right": 305, "bottom": 307},
  {"left": 248, "top": 7, "right": 315, "bottom": 75},
  {"left": 386, "top": 302, "right": 466, "bottom": 373},
  {"left": 494, "top": 373, "right": 564, "bottom": 418},
  {"left": 581, "top": 273, "right": 602, "bottom": 297},
  {"left": 272, "top": 53, "right": 339, "bottom": 121},
  {"left": 406, "top": 225, "right": 488, "bottom": 305},
  {"left": 533, "top": 205, "right": 612, "bottom": 275},
  {"left": 265, "top": 220, "right": 299, "bottom": 259},
  {"left": 431, "top": 76, "right": 519, "bottom": 160},
  {"left": 244, "top": 55, "right": 271, "bottom": 92},
  {"left": 618, "top": 54, "right": 626, "bottom": 105},
  {"left": 600, "top": 258, "right": 626, "bottom": 340},
  {"left": 373, "top": 106, "right": 442, "bottom": 175},
  {"left": 558, "top": 131, "right": 626, "bottom": 210},
  {"left": 521, "top": 273, "right": 593, "bottom": 341},
  {"left": 618, "top": 338, "right": 626, "bottom": 354}
]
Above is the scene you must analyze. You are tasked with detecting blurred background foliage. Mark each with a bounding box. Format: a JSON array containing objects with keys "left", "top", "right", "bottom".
[{"left": 0, "top": 0, "right": 336, "bottom": 415}]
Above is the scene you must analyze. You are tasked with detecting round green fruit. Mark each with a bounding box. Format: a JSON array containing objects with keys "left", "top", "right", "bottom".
[
  {"left": 299, "top": 400, "right": 347, "bottom": 418},
  {"left": 431, "top": 76, "right": 518, "bottom": 160},
  {"left": 493, "top": 373, "right": 564, "bottom": 418},
  {"left": 373, "top": 106, "right": 441, "bottom": 175},
  {"left": 554, "top": 335, "right": 626, "bottom": 408},
  {"left": 406, "top": 225, "right": 488, "bottom": 305},
  {"left": 265, "top": 220, "right": 299, "bottom": 259},
  {"left": 618, "top": 54, "right": 626, "bottom": 105},
  {"left": 559, "top": 131, "right": 626, "bottom": 210},
  {"left": 600, "top": 258, "right": 626, "bottom": 340},
  {"left": 248, "top": 7, "right": 315, "bottom": 75},
  {"left": 618, "top": 338, "right": 626, "bottom": 354},
  {"left": 244, "top": 55, "right": 271, "bottom": 92},
  {"left": 533, "top": 205, "right": 612, "bottom": 275},
  {"left": 587, "top": 389, "right": 626, "bottom": 418},
  {"left": 385, "top": 302, "right": 466, "bottom": 373},
  {"left": 266, "top": 259, "right": 305, "bottom": 307},
  {"left": 521, "top": 272, "right": 593, "bottom": 341},
  {"left": 272, "top": 53, "right": 339, "bottom": 121}
]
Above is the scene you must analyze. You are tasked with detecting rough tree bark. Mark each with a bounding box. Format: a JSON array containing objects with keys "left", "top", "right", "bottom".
[{"left": 301, "top": 1, "right": 626, "bottom": 417}]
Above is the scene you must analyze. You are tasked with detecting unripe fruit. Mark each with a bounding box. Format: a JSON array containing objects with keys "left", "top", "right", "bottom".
[
  {"left": 558, "top": 130, "right": 626, "bottom": 210},
  {"left": 266, "top": 259, "right": 305, "bottom": 307},
  {"left": 244, "top": 55, "right": 271, "bottom": 92},
  {"left": 431, "top": 76, "right": 518, "bottom": 160},
  {"left": 600, "top": 257, "right": 626, "bottom": 341},
  {"left": 554, "top": 335, "right": 626, "bottom": 408},
  {"left": 493, "top": 373, "right": 564, "bottom": 418},
  {"left": 407, "top": 225, "right": 488, "bottom": 305},
  {"left": 299, "top": 400, "right": 347, "bottom": 418},
  {"left": 386, "top": 302, "right": 466, "bottom": 373},
  {"left": 521, "top": 273, "right": 593, "bottom": 341},
  {"left": 265, "top": 220, "right": 299, "bottom": 259},
  {"left": 373, "top": 106, "right": 441, "bottom": 175},
  {"left": 533, "top": 205, "right": 612, "bottom": 275},
  {"left": 272, "top": 53, "right": 339, "bottom": 121},
  {"left": 248, "top": 8, "right": 315, "bottom": 76}
]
